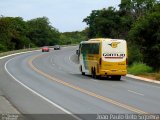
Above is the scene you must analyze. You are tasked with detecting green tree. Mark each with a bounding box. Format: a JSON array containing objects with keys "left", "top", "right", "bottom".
[
  {"left": 59, "top": 30, "right": 87, "bottom": 45},
  {"left": 83, "top": 7, "right": 122, "bottom": 38},
  {"left": 0, "top": 17, "right": 30, "bottom": 50},
  {"left": 83, "top": 10, "right": 100, "bottom": 38},
  {"left": 27, "top": 17, "right": 59, "bottom": 46},
  {"left": 95, "top": 7, "right": 121, "bottom": 38},
  {"left": 119, "top": 0, "right": 157, "bottom": 19},
  {"left": 118, "top": 0, "right": 158, "bottom": 38},
  {"left": 128, "top": 9, "right": 160, "bottom": 70}
]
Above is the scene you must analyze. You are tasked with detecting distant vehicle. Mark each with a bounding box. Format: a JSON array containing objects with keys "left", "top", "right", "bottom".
[
  {"left": 54, "top": 45, "right": 61, "bottom": 50},
  {"left": 78, "top": 38, "right": 128, "bottom": 80},
  {"left": 42, "top": 46, "right": 49, "bottom": 52}
]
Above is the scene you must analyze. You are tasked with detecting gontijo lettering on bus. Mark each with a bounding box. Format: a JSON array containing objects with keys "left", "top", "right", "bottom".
[{"left": 103, "top": 53, "right": 126, "bottom": 59}]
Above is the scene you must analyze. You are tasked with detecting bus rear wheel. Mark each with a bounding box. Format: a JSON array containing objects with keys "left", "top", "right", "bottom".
[
  {"left": 112, "top": 75, "right": 121, "bottom": 80},
  {"left": 82, "top": 72, "right": 85, "bottom": 75},
  {"left": 92, "top": 67, "right": 100, "bottom": 79}
]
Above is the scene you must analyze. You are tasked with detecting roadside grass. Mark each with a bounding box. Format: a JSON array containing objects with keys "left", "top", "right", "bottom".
[
  {"left": 128, "top": 62, "right": 153, "bottom": 75},
  {"left": 128, "top": 62, "right": 160, "bottom": 81},
  {"left": 138, "top": 73, "right": 160, "bottom": 81},
  {"left": 0, "top": 48, "right": 39, "bottom": 57}
]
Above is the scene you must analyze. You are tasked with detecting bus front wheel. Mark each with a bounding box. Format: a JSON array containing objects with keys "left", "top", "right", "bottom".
[{"left": 81, "top": 66, "right": 85, "bottom": 75}]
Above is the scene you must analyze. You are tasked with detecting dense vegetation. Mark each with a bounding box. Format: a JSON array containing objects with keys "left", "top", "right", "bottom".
[
  {"left": 0, "top": 16, "right": 86, "bottom": 51},
  {"left": 83, "top": 0, "right": 160, "bottom": 71},
  {"left": 0, "top": 17, "right": 60, "bottom": 51},
  {"left": 59, "top": 30, "right": 88, "bottom": 45}
]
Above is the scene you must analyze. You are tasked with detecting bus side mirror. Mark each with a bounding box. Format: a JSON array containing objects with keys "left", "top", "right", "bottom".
[{"left": 76, "top": 50, "right": 80, "bottom": 55}]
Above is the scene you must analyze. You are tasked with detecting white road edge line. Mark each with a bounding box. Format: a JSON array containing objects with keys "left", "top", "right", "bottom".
[
  {"left": 4, "top": 57, "right": 82, "bottom": 120},
  {"left": 128, "top": 90, "right": 144, "bottom": 96},
  {"left": 0, "top": 51, "right": 38, "bottom": 60}
]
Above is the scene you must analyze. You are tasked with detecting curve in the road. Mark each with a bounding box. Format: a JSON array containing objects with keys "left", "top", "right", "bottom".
[
  {"left": 28, "top": 53, "right": 147, "bottom": 114},
  {"left": 3, "top": 47, "right": 160, "bottom": 117}
]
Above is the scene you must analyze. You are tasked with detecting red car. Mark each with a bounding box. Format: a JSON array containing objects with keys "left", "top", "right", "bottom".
[{"left": 42, "top": 46, "right": 49, "bottom": 52}]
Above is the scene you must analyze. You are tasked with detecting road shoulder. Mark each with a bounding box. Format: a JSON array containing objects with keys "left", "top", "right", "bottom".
[
  {"left": 127, "top": 74, "right": 160, "bottom": 84},
  {"left": 0, "top": 93, "right": 20, "bottom": 114}
]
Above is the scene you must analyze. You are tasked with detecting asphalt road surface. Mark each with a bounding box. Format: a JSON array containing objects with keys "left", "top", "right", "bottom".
[{"left": 0, "top": 46, "right": 160, "bottom": 120}]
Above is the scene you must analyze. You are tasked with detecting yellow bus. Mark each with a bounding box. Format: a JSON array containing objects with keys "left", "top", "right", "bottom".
[{"left": 78, "top": 38, "right": 128, "bottom": 80}]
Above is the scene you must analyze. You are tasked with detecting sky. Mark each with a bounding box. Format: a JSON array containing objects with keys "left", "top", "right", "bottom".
[{"left": 0, "top": 0, "right": 121, "bottom": 32}]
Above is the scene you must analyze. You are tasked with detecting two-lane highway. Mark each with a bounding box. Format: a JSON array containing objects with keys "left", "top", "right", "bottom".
[{"left": 1, "top": 46, "right": 160, "bottom": 119}]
